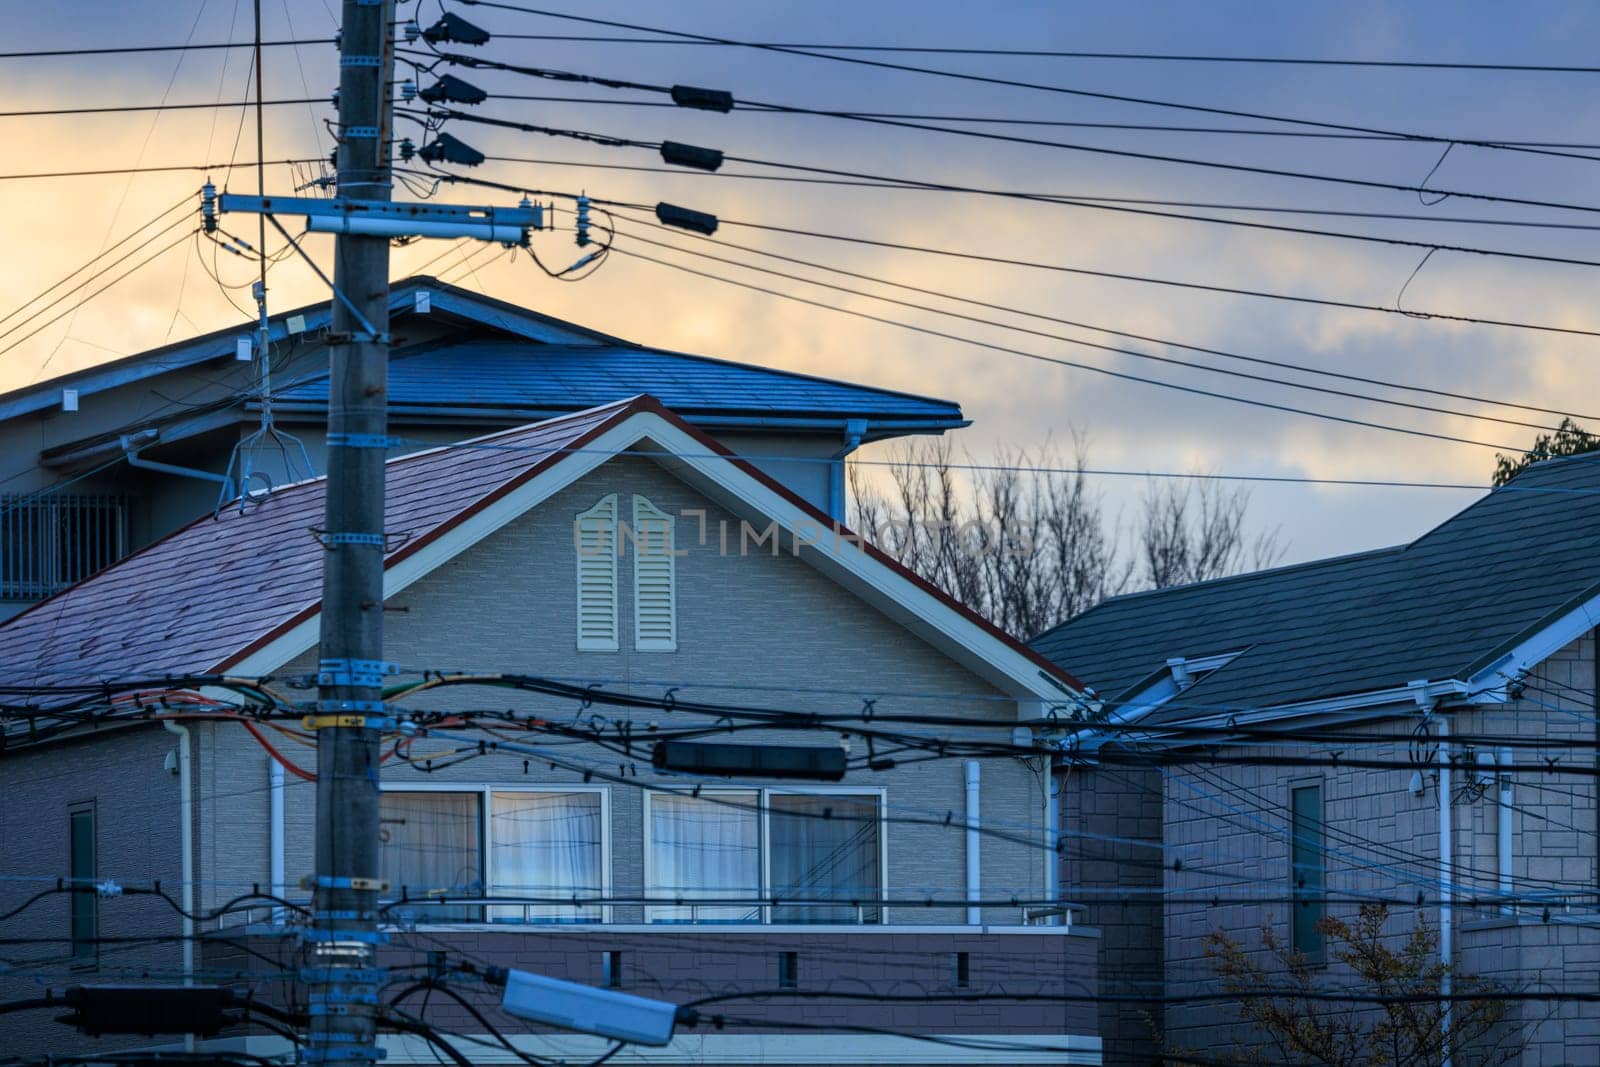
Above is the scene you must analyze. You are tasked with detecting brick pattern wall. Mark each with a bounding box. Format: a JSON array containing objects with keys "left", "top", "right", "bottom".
[
  {"left": 0, "top": 726, "right": 186, "bottom": 1057},
  {"left": 1061, "top": 762, "right": 1165, "bottom": 1064},
  {"left": 1159, "top": 633, "right": 1600, "bottom": 1063}
]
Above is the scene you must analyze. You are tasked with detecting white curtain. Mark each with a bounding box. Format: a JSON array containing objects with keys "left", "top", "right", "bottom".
[
  {"left": 649, "top": 793, "right": 760, "bottom": 922},
  {"left": 490, "top": 792, "right": 604, "bottom": 923},
  {"left": 380, "top": 791, "right": 483, "bottom": 922},
  {"left": 770, "top": 794, "right": 881, "bottom": 924}
]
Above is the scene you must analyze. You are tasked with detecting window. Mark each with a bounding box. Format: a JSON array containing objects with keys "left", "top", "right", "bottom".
[
  {"left": 646, "top": 790, "right": 883, "bottom": 924},
  {"left": 1, "top": 494, "right": 129, "bottom": 598},
  {"left": 575, "top": 494, "right": 619, "bottom": 651},
  {"left": 952, "top": 952, "right": 971, "bottom": 988},
  {"left": 603, "top": 950, "right": 623, "bottom": 988},
  {"left": 380, "top": 789, "right": 606, "bottom": 924},
  {"left": 629, "top": 495, "right": 676, "bottom": 651},
  {"left": 777, "top": 951, "right": 798, "bottom": 989},
  {"left": 69, "top": 807, "right": 96, "bottom": 962},
  {"left": 1290, "top": 784, "right": 1325, "bottom": 960}
]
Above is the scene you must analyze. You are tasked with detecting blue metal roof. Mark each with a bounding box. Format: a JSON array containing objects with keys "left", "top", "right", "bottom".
[{"left": 273, "top": 334, "right": 965, "bottom": 433}]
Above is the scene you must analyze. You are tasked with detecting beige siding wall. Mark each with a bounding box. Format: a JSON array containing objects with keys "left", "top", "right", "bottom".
[{"left": 195, "top": 455, "right": 1050, "bottom": 927}]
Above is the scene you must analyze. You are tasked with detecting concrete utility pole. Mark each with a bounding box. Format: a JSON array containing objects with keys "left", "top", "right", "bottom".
[{"left": 310, "top": 0, "right": 396, "bottom": 1063}]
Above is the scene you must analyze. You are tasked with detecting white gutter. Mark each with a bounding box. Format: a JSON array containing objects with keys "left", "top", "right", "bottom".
[
  {"left": 965, "top": 761, "right": 981, "bottom": 926},
  {"left": 1497, "top": 747, "right": 1514, "bottom": 916},
  {"left": 270, "top": 758, "right": 286, "bottom": 923},
  {"left": 1437, "top": 715, "right": 1453, "bottom": 1067},
  {"left": 162, "top": 720, "right": 196, "bottom": 1053}
]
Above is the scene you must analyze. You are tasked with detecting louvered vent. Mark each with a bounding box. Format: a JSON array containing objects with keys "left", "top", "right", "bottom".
[
  {"left": 632, "top": 494, "right": 677, "bottom": 652},
  {"left": 575, "top": 494, "right": 619, "bottom": 651}
]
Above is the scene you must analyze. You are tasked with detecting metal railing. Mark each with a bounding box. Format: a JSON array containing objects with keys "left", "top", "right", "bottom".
[{"left": 0, "top": 493, "right": 129, "bottom": 598}]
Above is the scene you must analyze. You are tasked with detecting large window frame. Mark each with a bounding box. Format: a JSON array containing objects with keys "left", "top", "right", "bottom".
[
  {"left": 642, "top": 785, "right": 889, "bottom": 926},
  {"left": 379, "top": 783, "right": 612, "bottom": 926}
]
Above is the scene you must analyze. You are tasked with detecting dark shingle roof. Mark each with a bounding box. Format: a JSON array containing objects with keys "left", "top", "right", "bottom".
[
  {"left": 1029, "top": 451, "right": 1600, "bottom": 719},
  {"left": 270, "top": 333, "right": 964, "bottom": 433}
]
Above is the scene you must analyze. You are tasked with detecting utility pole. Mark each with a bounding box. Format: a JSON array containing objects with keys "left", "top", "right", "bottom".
[{"left": 309, "top": 0, "right": 395, "bottom": 1063}]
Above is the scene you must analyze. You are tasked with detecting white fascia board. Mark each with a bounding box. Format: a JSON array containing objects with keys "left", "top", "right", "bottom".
[
  {"left": 1096, "top": 679, "right": 1470, "bottom": 750},
  {"left": 1071, "top": 650, "right": 1241, "bottom": 750},
  {"left": 227, "top": 419, "right": 647, "bottom": 676},
  {"left": 627, "top": 413, "right": 1084, "bottom": 710},
  {"left": 1464, "top": 589, "right": 1600, "bottom": 701}
]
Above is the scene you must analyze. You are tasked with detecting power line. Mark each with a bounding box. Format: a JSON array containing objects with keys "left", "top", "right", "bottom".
[
  {"left": 437, "top": 132, "right": 1600, "bottom": 272},
  {"left": 0, "top": 37, "right": 332, "bottom": 60},
  {"left": 486, "top": 93, "right": 1600, "bottom": 153},
  {"left": 452, "top": 1, "right": 1600, "bottom": 169},
  {"left": 606, "top": 213, "right": 1587, "bottom": 431},
  {"left": 0, "top": 97, "right": 325, "bottom": 119},
  {"left": 485, "top": 34, "right": 1600, "bottom": 75},
  {"left": 0, "top": 158, "right": 321, "bottom": 181},
  {"left": 609, "top": 245, "right": 1524, "bottom": 452},
  {"left": 571, "top": 187, "right": 1600, "bottom": 340}
]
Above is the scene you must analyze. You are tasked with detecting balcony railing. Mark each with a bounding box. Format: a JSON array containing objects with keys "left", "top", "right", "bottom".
[{"left": 0, "top": 493, "right": 129, "bottom": 598}]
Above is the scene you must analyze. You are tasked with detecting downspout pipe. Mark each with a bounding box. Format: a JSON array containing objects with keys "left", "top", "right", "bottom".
[
  {"left": 163, "top": 720, "right": 195, "bottom": 1053},
  {"left": 965, "top": 760, "right": 981, "bottom": 926},
  {"left": 1437, "top": 713, "right": 1453, "bottom": 1067},
  {"left": 1497, "top": 747, "right": 1514, "bottom": 917},
  {"left": 1045, "top": 759, "right": 1060, "bottom": 926},
  {"left": 270, "top": 759, "right": 285, "bottom": 924},
  {"left": 827, "top": 418, "right": 868, "bottom": 522}
]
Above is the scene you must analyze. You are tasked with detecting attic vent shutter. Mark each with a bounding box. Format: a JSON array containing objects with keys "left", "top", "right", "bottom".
[
  {"left": 632, "top": 494, "right": 677, "bottom": 652},
  {"left": 575, "top": 494, "right": 619, "bottom": 651}
]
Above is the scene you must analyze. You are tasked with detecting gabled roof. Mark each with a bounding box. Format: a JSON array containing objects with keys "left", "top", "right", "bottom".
[
  {"left": 1029, "top": 451, "right": 1600, "bottom": 723},
  {"left": 0, "top": 397, "right": 1079, "bottom": 707},
  {"left": 268, "top": 331, "right": 963, "bottom": 435},
  {"left": 2, "top": 277, "right": 964, "bottom": 439}
]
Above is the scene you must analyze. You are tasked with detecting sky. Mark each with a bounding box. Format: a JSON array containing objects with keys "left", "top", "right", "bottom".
[{"left": 5, "top": 1, "right": 1600, "bottom": 566}]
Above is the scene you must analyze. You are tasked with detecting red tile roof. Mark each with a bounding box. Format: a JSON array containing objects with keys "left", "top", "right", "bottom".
[{"left": 0, "top": 399, "right": 634, "bottom": 689}]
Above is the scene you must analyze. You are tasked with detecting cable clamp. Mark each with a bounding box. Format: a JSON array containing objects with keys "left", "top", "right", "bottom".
[
  {"left": 300, "top": 1045, "right": 388, "bottom": 1062},
  {"left": 310, "top": 990, "right": 380, "bottom": 1008},
  {"left": 317, "top": 699, "right": 388, "bottom": 714},
  {"left": 302, "top": 928, "right": 391, "bottom": 944},
  {"left": 324, "top": 330, "right": 392, "bottom": 345},
  {"left": 300, "top": 966, "right": 389, "bottom": 985},
  {"left": 322, "top": 532, "right": 387, "bottom": 547},
  {"left": 317, "top": 658, "right": 399, "bottom": 688},
  {"left": 304, "top": 874, "right": 391, "bottom": 892},
  {"left": 302, "top": 713, "right": 396, "bottom": 731},
  {"left": 326, "top": 432, "right": 401, "bottom": 449},
  {"left": 339, "top": 56, "right": 382, "bottom": 68}
]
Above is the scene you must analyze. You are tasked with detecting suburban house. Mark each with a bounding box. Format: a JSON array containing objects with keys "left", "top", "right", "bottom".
[
  {"left": 0, "top": 276, "right": 965, "bottom": 619},
  {"left": 0, "top": 395, "right": 1101, "bottom": 1063},
  {"left": 1031, "top": 451, "right": 1600, "bottom": 1064}
]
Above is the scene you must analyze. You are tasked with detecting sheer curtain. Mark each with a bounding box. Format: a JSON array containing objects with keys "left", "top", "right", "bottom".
[
  {"left": 490, "top": 792, "right": 604, "bottom": 923},
  {"left": 770, "top": 794, "right": 881, "bottom": 924},
  {"left": 649, "top": 792, "right": 760, "bottom": 922},
  {"left": 379, "top": 792, "right": 483, "bottom": 922}
]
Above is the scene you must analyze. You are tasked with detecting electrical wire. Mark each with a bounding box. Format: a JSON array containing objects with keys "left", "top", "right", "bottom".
[
  {"left": 604, "top": 214, "right": 1582, "bottom": 433},
  {"left": 610, "top": 245, "right": 1528, "bottom": 452},
  {"left": 455, "top": 1, "right": 1600, "bottom": 169},
  {"left": 0, "top": 38, "right": 332, "bottom": 60},
  {"left": 483, "top": 34, "right": 1600, "bottom": 75},
  {"left": 0, "top": 97, "right": 325, "bottom": 119}
]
